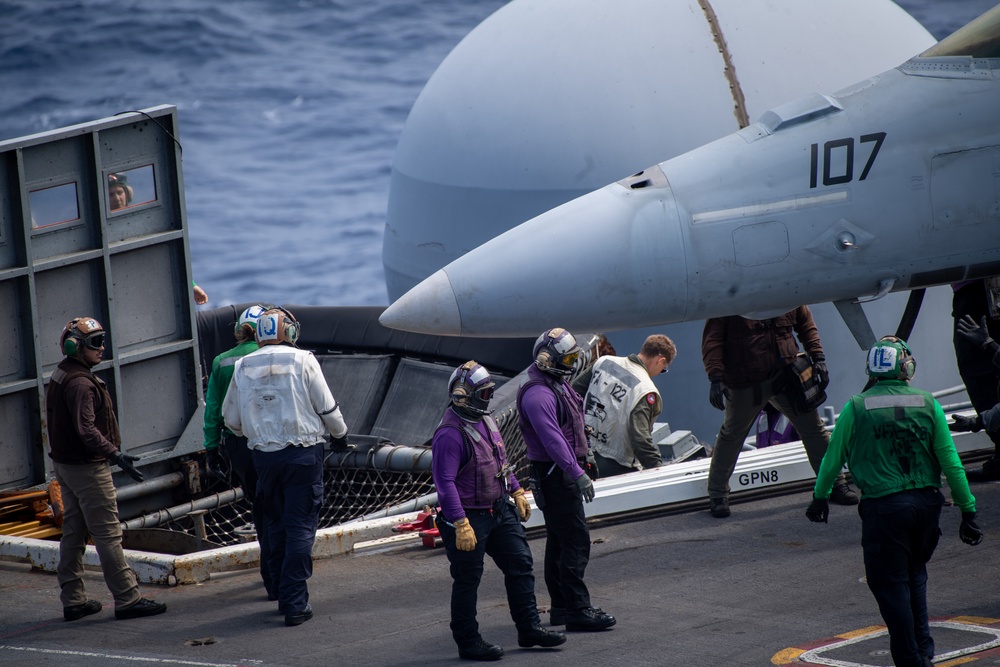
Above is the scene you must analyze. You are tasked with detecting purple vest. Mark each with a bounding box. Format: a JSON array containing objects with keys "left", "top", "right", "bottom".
[
  {"left": 517, "top": 366, "right": 590, "bottom": 463},
  {"left": 437, "top": 409, "right": 508, "bottom": 507}
]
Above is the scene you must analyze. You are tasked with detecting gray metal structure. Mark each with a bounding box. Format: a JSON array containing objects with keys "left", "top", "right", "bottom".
[{"left": 0, "top": 105, "right": 201, "bottom": 492}]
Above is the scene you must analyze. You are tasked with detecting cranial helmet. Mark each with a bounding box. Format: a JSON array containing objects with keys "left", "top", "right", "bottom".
[
  {"left": 449, "top": 360, "right": 495, "bottom": 416},
  {"left": 235, "top": 304, "right": 267, "bottom": 339},
  {"left": 256, "top": 307, "right": 300, "bottom": 347},
  {"left": 61, "top": 317, "right": 106, "bottom": 357},
  {"left": 866, "top": 335, "right": 916, "bottom": 381},
  {"left": 533, "top": 327, "right": 581, "bottom": 376}
]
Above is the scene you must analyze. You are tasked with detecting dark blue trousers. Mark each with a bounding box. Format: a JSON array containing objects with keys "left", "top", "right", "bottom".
[
  {"left": 253, "top": 445, "right": 324, "bottom": 615},
  {"left": 223, "top": 433, "right": 272, "bottom": 597},
  {"left": 859, "top": 488, "right": 943, "bottom": 667},
  {"left": 532, "top": 462, "right": 591, "bottom": 612},
  {"left": 438, "top": 500, "right": 540, "bottom": 647},
  {"left": 953, "top": 281, "right": 1000, "bottom": 454}
]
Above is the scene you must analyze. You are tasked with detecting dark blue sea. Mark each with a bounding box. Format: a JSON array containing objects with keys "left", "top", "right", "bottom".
[{"left": 0, "top": 0, "right": 994, "bottom": 309}]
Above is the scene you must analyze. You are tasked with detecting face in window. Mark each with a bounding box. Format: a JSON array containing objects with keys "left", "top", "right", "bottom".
[{"left": 109, "top": 184, "right": 129, "bottom": 210}]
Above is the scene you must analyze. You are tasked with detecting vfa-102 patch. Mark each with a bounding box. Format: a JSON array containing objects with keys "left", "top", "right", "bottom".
[{"left": 646, "top": 393, "right": 656, "bottom": 405}]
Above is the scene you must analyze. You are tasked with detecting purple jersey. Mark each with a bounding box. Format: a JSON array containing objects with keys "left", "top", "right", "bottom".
[
  {"left": 432, "top": 408, "right": 520, "bottom": 521},
  {"left": 517, "top": 365, "right": 588, "bottom": 479}
]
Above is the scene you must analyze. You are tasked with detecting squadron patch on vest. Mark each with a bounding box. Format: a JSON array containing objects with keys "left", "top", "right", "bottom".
[{"left": 646, "top": 393, "right": 656, "bottom": 405}]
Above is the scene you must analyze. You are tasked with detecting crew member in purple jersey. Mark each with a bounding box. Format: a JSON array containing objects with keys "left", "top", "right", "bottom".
[
  {"left": 517, "top": 328, "right": 616, "bottom": 633},
  {"left": 433, "top": 361, "right": 566, "bottom": 661}
]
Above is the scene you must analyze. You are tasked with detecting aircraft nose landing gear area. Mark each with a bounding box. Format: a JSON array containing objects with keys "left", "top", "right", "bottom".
[{"left": 772, "top": 616, "right": 1000, "bottom": 666}]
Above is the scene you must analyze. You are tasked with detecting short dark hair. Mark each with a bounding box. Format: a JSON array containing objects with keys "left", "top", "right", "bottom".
[{"left": 640, "top": 334, "right": 676, "bottom": 364}]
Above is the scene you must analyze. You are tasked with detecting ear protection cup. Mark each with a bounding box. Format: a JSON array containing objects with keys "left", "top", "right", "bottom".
[
  {"left": 449, "top": 361, "right": 477, "bottom": 400},
  {"left": 900, "top": 356, "right": 916, "bottom": 380},
  {"left": 62, "top": 317, "right": 82, "bottom": 356},
  {"left": 277, "top": 307, "right": 300, "bottom": 346},
  {"left": 886, "top": 336, "right": 916, "bottom": 380},
  {"left": 535, "top": 329, "right": 562, "bottom": 367}
]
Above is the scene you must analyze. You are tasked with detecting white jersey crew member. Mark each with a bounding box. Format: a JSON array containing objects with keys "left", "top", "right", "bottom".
[
  {"left": 222, "top": 307, "right": 348, "bottom": 627},
  {"left": 577, "top": 335, "right": 675, "bottom": 477}
]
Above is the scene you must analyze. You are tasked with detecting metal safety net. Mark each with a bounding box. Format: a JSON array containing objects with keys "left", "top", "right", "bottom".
[
  {"left": 158, "top": 463, "right": 437, "bottom": 549},
  {"left": 152, "top": 329, "right": 600, "bottom": 549},
  {"left": 153, "top": 402, "right": 531, "bottom": 549}
]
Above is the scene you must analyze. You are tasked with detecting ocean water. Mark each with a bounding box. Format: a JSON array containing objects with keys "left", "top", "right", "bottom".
[{"left": 0, "top": 0, "right": 994, "bottom": 309}]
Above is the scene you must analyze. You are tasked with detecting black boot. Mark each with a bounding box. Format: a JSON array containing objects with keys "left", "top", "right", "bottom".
[
  {"left": 709, "top": 497, "right": 730, "bottom": 518},
  {"left": 115, "top": 598, "right": 166, "bottom": 620},
  {"left": 64, "top": 599, "right": 102, "bottom": 621},
  {"left": 966, "top": 458, "right": 1000, "bottom": 482},
  {"left": 566, "top": 607, "right": 616, "bottom": 631},
  {"left": 518, "top": 625, "right": 567, "bottom": 648},
  {"left": 829, "top": 481, "right": 859, "bottom": 505},
  {"left": 458, "top": 639, "right": 504, "bottom": 661}
]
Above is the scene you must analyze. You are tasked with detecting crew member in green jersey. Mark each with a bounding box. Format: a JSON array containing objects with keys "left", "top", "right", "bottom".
[{"left": 807, "top": 336, "right": 983, "bottom": 667}]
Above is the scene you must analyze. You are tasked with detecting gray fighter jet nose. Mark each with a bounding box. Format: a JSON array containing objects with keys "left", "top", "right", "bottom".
[
  {"left": 380, "top": 181, "right": 690, "bottom": 338},
  {"left": 380, "top": 269, "right": 463, "bottom": 335}
]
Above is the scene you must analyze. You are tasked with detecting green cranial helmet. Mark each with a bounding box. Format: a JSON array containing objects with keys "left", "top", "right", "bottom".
[{"left": 866, "top": 336, "right": 916, "bottom": 381}]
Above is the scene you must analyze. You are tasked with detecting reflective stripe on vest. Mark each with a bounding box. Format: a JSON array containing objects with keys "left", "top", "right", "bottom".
[{"left": 863, "top": 394, "right": 926, "bottom": 411}]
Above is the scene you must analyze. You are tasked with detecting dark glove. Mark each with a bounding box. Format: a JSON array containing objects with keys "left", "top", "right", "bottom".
[
  {"left": 957, "top": 314, "right": 994, "bottom": 350},
  {"left": 960, "top": 511, "right": 983, "bottom": 546},
  {"left": 575, "top": 473, "right": 595, "bottom": 503},
  {"left": 205, "top": 448, "right": 226, "bottom": 479},
  {"left": 813, "top": 359, "right": 830, "bottom": 391},
  {"left": 111, "top": 451, "right": 143, "bottom": 483},
  {"left": 805, "top": 496, "right": 829, "bottom": 523},
  {"left": 709, "top": 379, "right": 729, "bottom": 411},
  {"left": 949, "top": 414, "right": 983, "bottom": 433},
  {"left": 330, "top": 434, "right": 350, "bottom": 453}
]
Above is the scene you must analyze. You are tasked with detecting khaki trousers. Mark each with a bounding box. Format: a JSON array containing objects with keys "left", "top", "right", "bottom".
[
  {"left": 54, "top": 460, "right": 140, "bottom": 609},
  {"left": 706, "top": 371, "right": 843, "bottom": 499}
]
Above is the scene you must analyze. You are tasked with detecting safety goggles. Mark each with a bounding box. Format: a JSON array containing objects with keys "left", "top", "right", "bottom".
[
  {"left": 558, "top": 351, "right": 580, "bottom": 367},
  {"left": 82, "top": 332, "right": 106, "bottom": 350},
  {"left": 474, "top": 384, "right": 496, "bottom": 402}
]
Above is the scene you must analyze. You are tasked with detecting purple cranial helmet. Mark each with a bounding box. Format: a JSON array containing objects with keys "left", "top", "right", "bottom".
[
  {"left": 449, "top": 360, "right": 495, "bottom": 416},
  {"left": 533, "top": 327, "right": 581, "bottom": 377}
]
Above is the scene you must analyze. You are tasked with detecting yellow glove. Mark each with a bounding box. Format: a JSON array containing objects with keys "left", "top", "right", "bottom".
[
  {"left": 511, "top": 488, "right": 531, "bottom": 522},
  {"left": 454, "top": 517, "right": 477, "bottom": 551}
]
